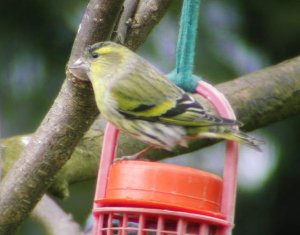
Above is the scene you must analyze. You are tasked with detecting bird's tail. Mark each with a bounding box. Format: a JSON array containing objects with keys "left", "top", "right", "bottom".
[{"left": 190, "top": 126, "right": 264, "bottom": 151}]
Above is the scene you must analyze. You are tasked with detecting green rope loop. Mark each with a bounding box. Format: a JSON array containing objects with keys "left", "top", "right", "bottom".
[{"left": 168, "top": 0, "right": 202, "bottom": 92}]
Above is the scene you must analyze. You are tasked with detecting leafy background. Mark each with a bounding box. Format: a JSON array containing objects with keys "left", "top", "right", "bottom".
[{"left": 0, "top": 0, "right": 299, "bottom": 234}]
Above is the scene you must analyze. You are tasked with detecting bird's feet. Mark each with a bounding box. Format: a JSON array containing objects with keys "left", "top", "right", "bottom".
[
  {"left": 115, "top": 155, "right": 148, "bottom": 162},
  {"left": 114, "top": 146, "right": 156, "bottom": 162}
]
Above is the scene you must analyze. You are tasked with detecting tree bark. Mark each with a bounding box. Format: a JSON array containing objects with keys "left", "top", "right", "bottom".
[{"left": 0, "top": 0, "right": 172, "bottom": 234}]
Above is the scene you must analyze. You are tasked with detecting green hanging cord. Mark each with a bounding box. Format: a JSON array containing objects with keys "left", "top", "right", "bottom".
[{"left": 168, "top": 0, "right": 202, "bottom": 92}]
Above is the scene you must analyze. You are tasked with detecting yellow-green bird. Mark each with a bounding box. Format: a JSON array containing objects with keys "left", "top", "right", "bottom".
[{"left": 70, "top": 41, "right": 262, "bottom": 158}]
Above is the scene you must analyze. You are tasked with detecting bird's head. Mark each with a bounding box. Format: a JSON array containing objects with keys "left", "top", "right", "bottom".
[{"left": 69, "top": 41, "right": 129, "bottom": 81}]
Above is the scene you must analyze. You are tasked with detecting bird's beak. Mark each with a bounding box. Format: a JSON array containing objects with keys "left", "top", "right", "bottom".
[{"left": 68, "top": 58, "right": 90, "bottom": 81}]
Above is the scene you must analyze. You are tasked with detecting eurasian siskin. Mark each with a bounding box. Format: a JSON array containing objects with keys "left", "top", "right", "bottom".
[{"left": 70, "top": 41, "right": 262, "bottom": 158}]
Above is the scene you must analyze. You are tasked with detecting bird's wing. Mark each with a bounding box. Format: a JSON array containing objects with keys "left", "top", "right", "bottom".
[
  {"left": 110, "top": 64, "right": 239, "bottom": 127},
  {"left": 158, "top": 93, "right": 240, "bottom": 126},
  {"left": 110, "top": 66, "right": 183, "bottom": 122}
]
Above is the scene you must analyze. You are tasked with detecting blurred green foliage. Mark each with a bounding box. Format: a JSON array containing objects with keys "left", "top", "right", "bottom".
[{"left": 0, "top": 0, "right": 300, "bottom": 234}]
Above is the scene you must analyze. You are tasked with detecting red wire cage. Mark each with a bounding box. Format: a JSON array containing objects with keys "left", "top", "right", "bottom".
[{"left": 92, "top": 81, "right": 239, "bottom": 235}]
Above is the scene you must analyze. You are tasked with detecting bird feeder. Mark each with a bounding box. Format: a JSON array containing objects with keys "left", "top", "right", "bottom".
[{"left": 92, "top": 81, "right": 239, "bottom": 235}]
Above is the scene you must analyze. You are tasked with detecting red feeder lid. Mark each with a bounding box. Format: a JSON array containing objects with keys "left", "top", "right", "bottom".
[{"left": 97, "top": 160, "right": 223, "bottom": 216}]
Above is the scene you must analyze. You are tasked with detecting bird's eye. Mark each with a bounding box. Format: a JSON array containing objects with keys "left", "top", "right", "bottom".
[{"left": 91, "top": 52, "right": 100, "bottom": 59}]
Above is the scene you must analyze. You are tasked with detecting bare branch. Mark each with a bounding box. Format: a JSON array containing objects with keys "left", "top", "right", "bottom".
[
  {"left": 124, "top": 0, "right": 173, "bottom": 49},
  {"left": 31, "top": 195, "right": 83, "bottom": 235},
  {"left": 112, "top": 0, "right": 139, "bottom": 44},
  {"left": 69, "top": 0, "right": 125, "bottom": 63},
  {"left": 219, "top": 56, "right": 300, "bottom": 131}
]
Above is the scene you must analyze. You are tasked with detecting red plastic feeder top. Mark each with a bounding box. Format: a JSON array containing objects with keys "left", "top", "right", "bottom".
[{"left": 97, "top": 160, "right": 223, "bottom": 217}]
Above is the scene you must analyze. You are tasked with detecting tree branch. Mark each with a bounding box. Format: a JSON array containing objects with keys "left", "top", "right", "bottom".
[
  {"left": 2, "top": 56, "right": 300, "bottom": 198},
  {"left": 0, "top": 0, "right": 172, "bottom": 234},
  {"left": 219, "top": 56, "right": 300, "bottom": 131},
  {"left": 112, "top": 0, "right": 173, "bottom": 47},
  {"left": 69, "top": 0, "right": 124, "bottom": 63},
  {"left": 31, "top": 195, "right": 83, "bottom": 235}
]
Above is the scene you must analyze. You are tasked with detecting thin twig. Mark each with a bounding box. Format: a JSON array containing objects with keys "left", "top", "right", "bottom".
[{"left": 31, "top": 195, "right": 83, "bottom": 235}]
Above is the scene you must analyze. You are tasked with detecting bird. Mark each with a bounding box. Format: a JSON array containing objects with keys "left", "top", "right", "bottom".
[{"left": 70, "top": 41, "right": 262, "bottom": 159}]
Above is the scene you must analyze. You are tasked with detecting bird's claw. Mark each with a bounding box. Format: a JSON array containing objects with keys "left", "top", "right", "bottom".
[{"left": 114, "top": 155, "right": 149, "bottom": 162}]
